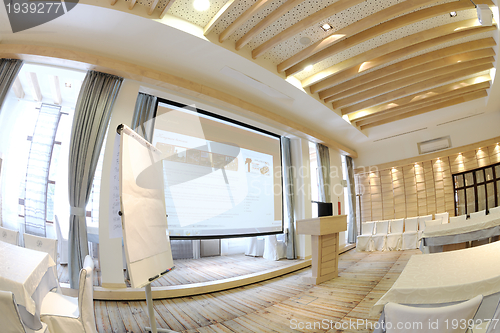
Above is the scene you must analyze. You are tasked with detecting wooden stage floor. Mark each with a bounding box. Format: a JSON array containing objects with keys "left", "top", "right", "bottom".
[{"left": 89, "top": 249, "right": 421, "bottom": 332}]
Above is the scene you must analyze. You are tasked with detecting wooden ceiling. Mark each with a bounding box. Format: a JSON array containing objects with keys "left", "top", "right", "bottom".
[{"left": 110, "top": 0, "right": 497, "bottom": 130}]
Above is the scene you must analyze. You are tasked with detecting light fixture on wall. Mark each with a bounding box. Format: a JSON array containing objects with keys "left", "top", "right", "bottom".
[{"left": 468, "top": 0, "right": 493, "bottom": 26}]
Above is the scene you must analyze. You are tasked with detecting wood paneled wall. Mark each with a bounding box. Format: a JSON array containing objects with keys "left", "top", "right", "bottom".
[{"left": 354, "top": 140, "right": 500, "bottom": 223}]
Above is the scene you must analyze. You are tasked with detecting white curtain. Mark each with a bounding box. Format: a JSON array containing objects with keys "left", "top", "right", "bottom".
[
  {"left": 68, "top": 71, "right": 123, "bottom": 288},
  {"left": 345, "top": 156, "right": 357, "bottom": 243},
  {"left": 316, "top": 143, "right": 331, "bottom": 203}
]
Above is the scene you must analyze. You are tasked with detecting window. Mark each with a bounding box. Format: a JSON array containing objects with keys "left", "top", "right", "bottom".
[{"left": 453, "top": 162, "right": 500, "bottom": 215}]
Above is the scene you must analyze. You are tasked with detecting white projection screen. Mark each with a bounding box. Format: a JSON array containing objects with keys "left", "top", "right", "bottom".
[{"left": 151, "top": 99, "right": 283, "bottom": 238}]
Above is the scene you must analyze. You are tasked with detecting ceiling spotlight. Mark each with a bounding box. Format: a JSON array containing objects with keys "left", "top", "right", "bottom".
[
  {"left": 299, "top": 37, "right": 312, "bottom": 46},
  {"left": 193, "top": 0, "right": 210, "bottom": 11},
  {"left": 320, "top": 23, "right": 333, "bottom": 32},
  {"left": 476, "top": 4, "right": 492, "bottom": 26},
  {"left": 304, "top": 65, "right": 313, "bottom": 71},
  {"left": 450, "top": 11, "right": 457, "bottom": 17}
]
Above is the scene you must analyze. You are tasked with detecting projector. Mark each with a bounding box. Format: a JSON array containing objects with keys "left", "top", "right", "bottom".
[{"left": 476, "top": 4, "right": 493, "bottom": 26}]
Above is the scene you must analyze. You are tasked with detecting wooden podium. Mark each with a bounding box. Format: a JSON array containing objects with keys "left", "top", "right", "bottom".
[{"left": 297, "top": 215, "right": 347, "bottom": 284}]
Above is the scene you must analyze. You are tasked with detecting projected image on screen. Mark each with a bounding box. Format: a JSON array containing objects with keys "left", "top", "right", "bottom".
[{"left": 151, "top": 99, "right": 283, "bottom": 238}]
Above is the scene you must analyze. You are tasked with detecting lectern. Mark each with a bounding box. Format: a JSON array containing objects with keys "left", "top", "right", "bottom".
[{"left": 297, "top": 215, "right": 347, "bottom": 284}]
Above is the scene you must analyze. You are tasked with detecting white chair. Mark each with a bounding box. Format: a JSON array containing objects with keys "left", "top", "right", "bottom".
[
  {"left": 41, "top": 255, "right": 96, "bottom": 333},
  {"left": 402, "top": 217, "right": 418, "bottom": 250},
  {"left": 0, "top": 226, "right": 19, "bottom": 245},
  {"left": 470, "top": 210, "right": 486, "bottom": 219},
  {"left": 384, "top": 295, "right": 483, "bottom": 333},
  {"left": 356, "top": 222, "right": 375, "bottom": 252},
  {"left": 262, "top": 235, "right": 286, "bottom": 260},
  {"left": 54, "top": 216, "right": 68, "bottom": 265},
  {"left": 24, "top": 234, "right": 58, "bottom": 264},
  {"left": 386, "top": 219, "right": 404, "bottom": 251},
  {"left": 449, "top": 215, "right": 467, "bottom": 223},
  {"left": 0, "top": 290, "right": 50, "bottom": 333},
  {"left": 417, "top": 215, "right": 433, "bottom": 246},
  {"left": 372, "top": 221, "right": 389, "bottom": 251},
  {"left": 435, "top": 212, "right": 449, "bottom": 224},
  {"left": 489, "top": 206, "right": 500, "bottom": 216}
]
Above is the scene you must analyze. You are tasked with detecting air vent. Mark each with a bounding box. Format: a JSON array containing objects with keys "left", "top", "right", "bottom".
[
  {"left": 373, "top": 128, "right": 427, "bottom": 142},
  {"left": 417, "top": 136, "right": 451, "bottom": 155},
  {"left": 436, "top": 112, "right": 485, "bottom": 126}
]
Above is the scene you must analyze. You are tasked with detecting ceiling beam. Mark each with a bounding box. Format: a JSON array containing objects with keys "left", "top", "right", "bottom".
[
  {"left": 11, "top": 77, "right": 24, "bottom": 99},
  {"left": 333, "top": 56, "right": 494, "bottom": 109},
  {"left": 219, "top": 0, "right": 273, "bottom": 43},
  {"left": 160, "top": 0, "right": 176, "bottom": 19},
  {"left": 148, "top": 0, "right": 160, "bottom": 15},
  {"left": 318, "top": 38, "right": 496, "bottom": 99},
  {"left": 251, "top": 0, "right": 365, "bottom": 59},
  {"left": 285, "top": 1, "right": 479, "bottom": 77},
  {"left": 235, "top": 0, "right": 303, "bottom": 51},
  {"left": 354, "top": 82, "right": 491, "bottom": 126},
  {"left": 26, "top": 72, "right": 42, "bottom": 102},
  {"left": 348, "top": 75, "right": 491, "bottom": 122},
  {"left": 322, "top": 48, "right": 495, "bottom": 103},
  {"left": 204, "top": 0, "right": 237, "bottom": 36},
  {"left": 359, "top": 90, "right": 488, "bottom": 130},
  {"left": 308, "top": 25, "right": 496, "bottom": 94},
  {"left": 304, "top": 18, "right": 488, "bottom": 90},
  {"left": 341, "top": 62, "right": 493, "bottom": 115},
  {"left": 49, "top": 75, "right": 62, "bottom": 105},
  {"left": 277, "top": 0, "right": 442, "bottom": 73}
]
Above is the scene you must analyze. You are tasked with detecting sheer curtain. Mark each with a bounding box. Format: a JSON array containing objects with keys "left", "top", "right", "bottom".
[
  {"left": 345, "top": 156, "right": 358, "bottom": 243},
  {"left": 68, "top": 71, "right": 123, "bottom": 288},
  {"left": 316, "top": 143, "right": 331, "bottom": 203},
  {"left": 282, "top": 137, "right": 296, "bottom": 259},
  {"left": 131, "top": 92, "right": 157, "bottom": 143}
]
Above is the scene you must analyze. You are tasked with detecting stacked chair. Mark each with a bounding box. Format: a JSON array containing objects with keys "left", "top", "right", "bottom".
[
  {"left": 386, "top": 219, "right": 404, "bottom": 251},
  {"left": 402, "top": 217, "right": 419, "bottom": 250},
  {"left": 449, "top": 214, "right": 467, "bottom": 223},
  {"left": 470, "top": 210, "right": 486, "bottom": 219},
  {"left": 434, "top": 212, "right": 449, "bottom": 224},
  {"left": 356, "top": 222, "right": 375, "bottom": 251},
  {"left": 0, "top": 226, "right": 19, "bottom": 245},
  {"left": 372, "top": 221, "right": 389, "bottom": 251}
]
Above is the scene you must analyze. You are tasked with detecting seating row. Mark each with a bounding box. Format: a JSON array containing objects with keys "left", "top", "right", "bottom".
[
  {"left": 450, "top": 206, "right": 500, "bottom": 223},
  {"left": 357, "top": 213, "right": 445, "bottom": 252}
]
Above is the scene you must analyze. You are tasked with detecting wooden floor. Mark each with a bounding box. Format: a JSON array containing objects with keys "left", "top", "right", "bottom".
[
  {"left": 57, "top": 254, "right": 306, "bottom": 287},
  {"left": 93, "top": 249, "right": 421, "bottom": 332}
]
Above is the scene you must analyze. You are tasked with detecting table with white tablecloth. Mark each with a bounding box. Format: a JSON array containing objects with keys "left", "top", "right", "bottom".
[
  {"left": 0, "top": 240, "right": 59, "bottom": 330},
  {"left": 420, "top": 214, "right": 500, "bottom": 252},
  {"left": 372, "top": 241, "right": 500, "bottom": 320}
]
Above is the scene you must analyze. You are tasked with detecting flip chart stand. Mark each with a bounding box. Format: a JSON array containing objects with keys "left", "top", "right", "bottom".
[{"left": 144, "top": 268, "right": 176, "bottom": 333}]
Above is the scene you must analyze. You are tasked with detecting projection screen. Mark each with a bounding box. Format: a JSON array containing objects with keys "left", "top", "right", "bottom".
[{"left": 151, "top": 99, "right": 283, "bottom": 238}]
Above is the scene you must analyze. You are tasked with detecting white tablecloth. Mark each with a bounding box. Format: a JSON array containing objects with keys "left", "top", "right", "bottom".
[
  {"left": 0, "top": 240, "right": 58, "bottom": 329},
  {"left": 372, "top": 241, "right": 500, "bottom": 316},
  {"left": 423, "top": 214, "right": 500, "bottom": 239}
]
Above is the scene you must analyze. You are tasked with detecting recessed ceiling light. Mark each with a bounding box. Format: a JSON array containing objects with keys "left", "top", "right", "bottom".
[
  {"left": 193, "top": 0, "right": 210, "bottom": 11},
  {"left": 305, "top": 65, "right": 313, "bottom": 71},
  {"left": 320, "top": 23, "right": 333, "bottom": 31},
  {"left": 450, "top": 11, "right": 457, "bottom": 17}
]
